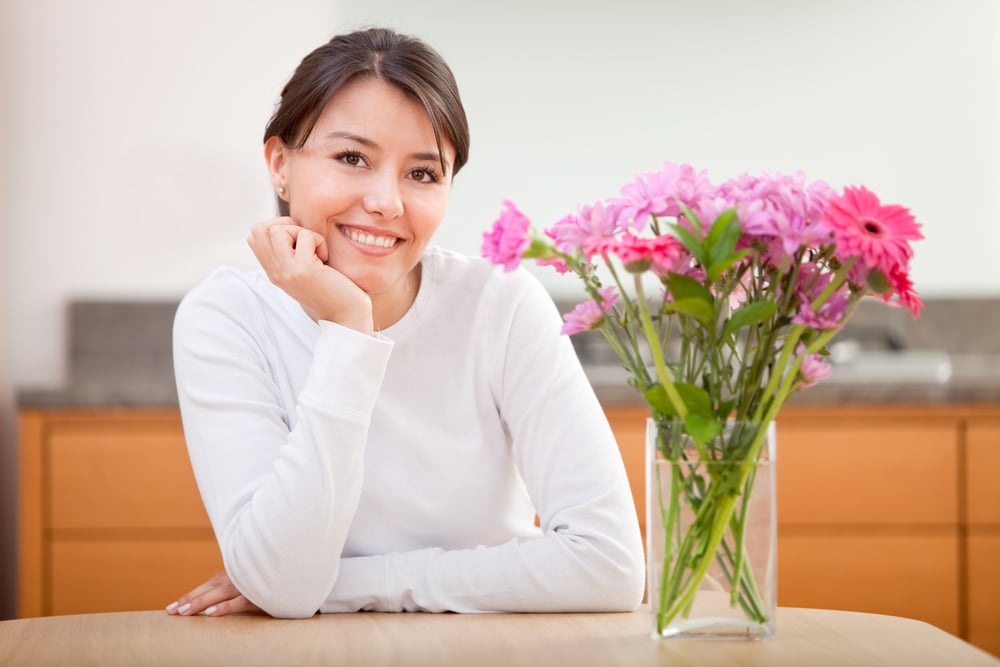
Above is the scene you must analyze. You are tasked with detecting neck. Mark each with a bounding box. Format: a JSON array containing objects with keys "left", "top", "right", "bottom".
[{"left": 371, "top": 263, "right": 422, "bottom": 331}]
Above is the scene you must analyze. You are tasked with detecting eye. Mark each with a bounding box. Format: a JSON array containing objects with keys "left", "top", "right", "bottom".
[
  {"left": 335, "top": 150, "right": 368, "bottom": 168},
  {"left": 410, "top": 167, "right": 440, "bottom": 184}
]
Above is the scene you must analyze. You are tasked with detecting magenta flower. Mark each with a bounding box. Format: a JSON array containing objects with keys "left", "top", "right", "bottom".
[
  {"left": 588, "top": 233, "right": 686, "bottom": 276},
  {"left": 881, "top": 264, "right": 924, "bottom": 317},
  {"left": 822, "top": 186, "right": 924, "bottom": 276},
  {"left": 560, "top": 287, "right": 619, "bottom": 335},
  {"left": 482, "top": 200, "right": 532, "bottom": 272},
  {"left": 536, "top": 255, "right": 571, "bottom": 274}
]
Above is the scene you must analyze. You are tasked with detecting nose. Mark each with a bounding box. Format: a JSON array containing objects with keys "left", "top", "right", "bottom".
[{"left": 362, "top": 173, "right": 404, "bottom": 220}]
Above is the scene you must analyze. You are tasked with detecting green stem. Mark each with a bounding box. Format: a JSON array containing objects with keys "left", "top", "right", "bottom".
[{"left": 633, "top": 274, "right": 688, "bottom": 419}]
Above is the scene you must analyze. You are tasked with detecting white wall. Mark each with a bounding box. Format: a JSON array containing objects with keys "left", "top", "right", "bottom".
[
  {"left": 337, "top": 0, "right": 999, "bottom": 301},
  {"left": 0, "top": 0, "right": 338, "bottom": 619},
  {"left": 1, "top": 0, "right": 997, "bottom": 618}
]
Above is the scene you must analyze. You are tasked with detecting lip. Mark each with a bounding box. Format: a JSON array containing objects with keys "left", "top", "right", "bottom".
[{"left": 336, "top": 223, "right": 404, "bottom": 255}]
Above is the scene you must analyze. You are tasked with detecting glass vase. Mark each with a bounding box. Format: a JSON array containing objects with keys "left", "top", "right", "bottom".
[{"left": 646, "top": 418, "right": 777, "bottom": 640}]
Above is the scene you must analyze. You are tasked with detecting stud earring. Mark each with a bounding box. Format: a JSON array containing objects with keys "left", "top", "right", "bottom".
[{"left": 277, "top": 187, "right": 286, "bottom": 196}]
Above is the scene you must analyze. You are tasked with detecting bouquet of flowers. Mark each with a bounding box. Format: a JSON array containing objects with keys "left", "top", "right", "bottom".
[{"left": 482, "top": 162, "right": 923, "bottom": 636}]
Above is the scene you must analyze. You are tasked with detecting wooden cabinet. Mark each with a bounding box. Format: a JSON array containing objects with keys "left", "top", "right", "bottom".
[
  {"left": 966, "top": 418, "right": 1000, "bottom": 657},
  {"left": 604, "top": 403, "right": 1000, "bottom": 656},
  {"left": 18, "top": 409, "right": 222, "bottom": 617}
]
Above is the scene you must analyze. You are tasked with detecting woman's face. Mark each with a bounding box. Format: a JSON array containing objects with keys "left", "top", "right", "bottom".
[{"left": 267, "top": 76, "right": 454, "bottom": 304}]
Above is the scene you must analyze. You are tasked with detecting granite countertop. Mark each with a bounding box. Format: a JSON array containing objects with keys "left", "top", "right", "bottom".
[{"left": 16, "top": 298, "right": 1000, "bottom": 409}]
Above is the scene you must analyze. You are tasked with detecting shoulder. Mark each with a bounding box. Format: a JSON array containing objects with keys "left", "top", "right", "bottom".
[{"left": 174, "top": 266, "right": 290, "bottom": 340}]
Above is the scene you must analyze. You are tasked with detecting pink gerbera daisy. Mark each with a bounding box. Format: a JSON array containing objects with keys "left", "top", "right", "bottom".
[{"left": 822, "top": 186, "right": 923, "bottom": 276}]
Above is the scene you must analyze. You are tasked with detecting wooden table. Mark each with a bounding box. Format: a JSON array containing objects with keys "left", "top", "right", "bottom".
[{"left": 1, "top": 606, "right": 997, "bottom": 667}]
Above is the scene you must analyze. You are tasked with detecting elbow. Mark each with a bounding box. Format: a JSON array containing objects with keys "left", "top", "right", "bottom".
[
  {"left": 560, "top": 532, "right": 646, "bottom": 612},
  {"left": 592, "top": 547, "right": 646, "bottom": 612},
  {"left": 222, "top": 545, "right": 336, "bottom": 620}
]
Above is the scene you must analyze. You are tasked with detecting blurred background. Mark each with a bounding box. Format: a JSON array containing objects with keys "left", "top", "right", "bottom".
[{"left": 1, "top": 0, "right": 997, "bottom": 624}]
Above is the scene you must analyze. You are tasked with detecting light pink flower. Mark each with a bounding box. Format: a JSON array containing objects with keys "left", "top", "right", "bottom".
[
  {"left": 560, "top": 287, "right": 619, "bottom": 335},
  {"left": 723, "top": 173, "right": 833, "bottom": 262},
  {"left": 797, "top": 344, "right": 833, "bottom": 389},
  {"left": 482, "top": 200, "right": 532, "bottom": 272},
  {"left": 793, "top": 276, "right": 849, "bottom": 330},
  {"left": 822, "top": 186, "right": 923, "bottom": 276},
  {"left": 612, "top": 162, "right": 713, "bottom": 231},
  {"left": 545, "top": 201, "right": 620, "bottom": 257}
]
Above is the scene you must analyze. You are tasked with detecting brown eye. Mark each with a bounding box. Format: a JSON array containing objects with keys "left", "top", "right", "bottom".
[
  {"left": 335, "top": 150, "right": 367, "bottom": 168},
  {"left": 411, "top": 168, "right": 438, "bottom": 184}
]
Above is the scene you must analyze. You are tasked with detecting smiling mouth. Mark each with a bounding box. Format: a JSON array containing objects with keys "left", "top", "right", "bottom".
[{"left": 341, "top": 226, "right": 401, "bottom": 249}]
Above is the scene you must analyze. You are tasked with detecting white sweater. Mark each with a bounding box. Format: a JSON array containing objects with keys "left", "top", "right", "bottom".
[{"left": 173, "top": 246, "right": 645, "bottom": 618}]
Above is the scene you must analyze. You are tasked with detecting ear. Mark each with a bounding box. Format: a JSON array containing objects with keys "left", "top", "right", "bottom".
[{"left": 264, "top": 136, "right": 290, "bottom": 197}]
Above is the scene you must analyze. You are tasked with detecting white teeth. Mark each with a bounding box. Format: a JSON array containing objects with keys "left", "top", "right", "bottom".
[{"left": 344, "top": 228, "right": 397, "bottom": 248}]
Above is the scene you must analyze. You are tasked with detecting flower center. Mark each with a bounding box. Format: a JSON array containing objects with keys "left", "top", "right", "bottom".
[{"left": 860, "top": 218, "right": 884, "bottom": 237}]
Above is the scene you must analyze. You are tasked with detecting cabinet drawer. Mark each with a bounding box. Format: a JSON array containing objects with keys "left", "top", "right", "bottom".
[
  {"left": 605, "top": 408, "right": 646, "bottom": 537},
  {"left": 968, "top": 533, "right": 1000, "bottom": 657},
  {"left": 776, "top": 418, "right": 959, "bottom": 525},
  {"left": 967, "top": 420, "right": 1000, "bottom": 525},
  {"left": 48, "top": 419, "right": 210, "bottom": 530},
  {"left": 49, "top": 538, "right": 223, "bottom": 615},
  {"left": 777, "top": 532, "right": 960, "bottom": 635}
]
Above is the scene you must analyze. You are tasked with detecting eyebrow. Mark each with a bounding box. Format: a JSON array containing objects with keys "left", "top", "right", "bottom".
[{"left": 324, "top": 131, "right": 451, "bottom": 175}]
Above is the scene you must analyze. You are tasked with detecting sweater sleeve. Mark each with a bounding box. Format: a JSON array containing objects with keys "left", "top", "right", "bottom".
[
  {"left": 173, "top": 272, "right": 393, "bottom": 618},
  {"left": 320, "top": 270, "right": 645, "bottom": 613}
]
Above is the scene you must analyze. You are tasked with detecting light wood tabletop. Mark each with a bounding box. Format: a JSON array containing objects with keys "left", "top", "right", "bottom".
[{"left": 1, "top": 605, "right": 997, "bottom": 667}]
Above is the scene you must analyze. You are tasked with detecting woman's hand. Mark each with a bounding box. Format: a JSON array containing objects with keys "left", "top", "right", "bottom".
[
  {"left": 248, "top": 218, "right": 374, "bottom": 334},
  {"left": 165, "top": 571, "right": 264, "bottom": 617}
]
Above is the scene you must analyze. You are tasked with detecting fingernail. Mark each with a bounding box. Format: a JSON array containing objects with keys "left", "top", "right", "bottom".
[
  {"left": 178, "top": 603, "right": 192, "bottom": 614},
  {"left": 165, "top": 601, "right": 179, "bottom": 613},
  {"left": 203, "top": 606, "right": 218, "bottom": 616}
]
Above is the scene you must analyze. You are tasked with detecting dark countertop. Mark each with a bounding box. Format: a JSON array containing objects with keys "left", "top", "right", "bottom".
[
  {"left": 16, "top": 298, "right": 1000, "bottom": 410},
  {"left": 588, "top": 357, "right": 1000, "bottom": 408}
]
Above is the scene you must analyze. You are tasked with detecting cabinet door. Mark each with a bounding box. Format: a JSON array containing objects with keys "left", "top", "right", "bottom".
[
  {"left": 778, "top": 532, "right": 961, "bottom": 635},
  {"left": 47, "top": 417, "right": 210, "bottom": 530},
  {"left": 50, "top": 539, "right": 223, "bottom": 615},
  {"left": 967, "top": 419, "right": 1000, "bottom": 525},
  {"left": 604, "top": 407, "right": 647, "bottom": 539},
  {"left": 967, "top": 535, "right": 1000, "bottom": 658},
  {"left": 776, "top": 416, "right": 959, "bottom": 525}
]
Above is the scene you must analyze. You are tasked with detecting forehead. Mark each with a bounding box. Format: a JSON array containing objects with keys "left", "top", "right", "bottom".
[{"left": 310, "top": 78, "right": 432, "bottom": 141}]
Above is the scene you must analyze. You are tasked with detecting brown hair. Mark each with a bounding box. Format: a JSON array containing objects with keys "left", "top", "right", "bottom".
[{"left": 264, "top": 27, "right": 470, "bottom": 216}]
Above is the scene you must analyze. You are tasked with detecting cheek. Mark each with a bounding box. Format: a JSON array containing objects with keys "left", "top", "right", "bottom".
[{"left": 409, "top": 190, "right": 451, "bottom": 236}]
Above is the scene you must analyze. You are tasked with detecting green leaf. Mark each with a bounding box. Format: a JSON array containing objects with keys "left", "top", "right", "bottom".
[
  {"left": 684, "top": 413, "right": 723, "bottom": 448},
  {"left": 676, "top": 383, "right": 713, "bottom": 417},
  {"left": 866, "top": 267, "right": 891, "bottom": 294},
  {"left": 643, "top": 384, "right": 675, "bottom": 417},
  {"left": 706, "top": 248, "right": 751, "bottom": 283},
  {"left": 522, "top": 238, "right": 556, "bottom": 260},
  {"left": 667, "top": 223, "right": 708, "bottom": 266},
  {"left": 666, "top": 272, "right": 713, "bottom": 302},
  {"left": 706, "top": 209, "right": 740, "bottom": 261},
  {"left": 678, "top": 202, "right": 705, "bottom": 234},
  {"left": 644, "top": 382, "right": 712, "bottom": 419},
  {"left": 722, "top": 300, "right": 778, "bottom": 339},
  {"left": 664, "top": 298, "right": 714, "bottom": 328}
]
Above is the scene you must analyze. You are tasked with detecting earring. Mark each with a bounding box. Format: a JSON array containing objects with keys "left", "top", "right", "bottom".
[{"left": 277, "top": 187, "right": 286, "bottom": 196}]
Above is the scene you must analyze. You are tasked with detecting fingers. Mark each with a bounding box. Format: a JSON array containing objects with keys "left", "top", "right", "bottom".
[{"left": 165, "top": 571, "right": 260, "bottom": 617}]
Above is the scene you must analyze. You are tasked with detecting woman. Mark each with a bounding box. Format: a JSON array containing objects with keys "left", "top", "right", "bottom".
[{"left": 165, "top": 27, "right": 643, "bottom": 619}]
